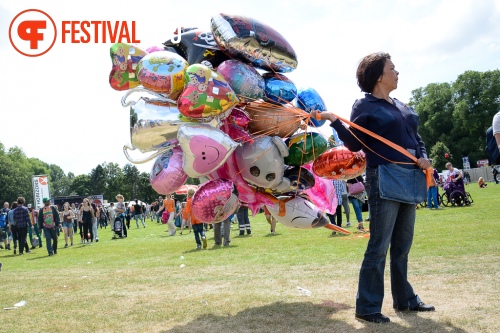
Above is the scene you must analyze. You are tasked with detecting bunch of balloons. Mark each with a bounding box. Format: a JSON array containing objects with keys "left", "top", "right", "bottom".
[{"left": 108, "top": 14, "right": 366, "bottom": 233}]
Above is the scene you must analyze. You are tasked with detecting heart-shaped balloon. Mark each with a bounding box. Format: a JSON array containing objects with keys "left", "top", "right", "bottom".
[
  {"left": 137, "top": 51, "right": 188, "bottom": 99},
  {"left": 211, "top": 13, "right": 298, "bottom": 72},
  {"left": 217, "top": 59, "right": 265, "bottom": 101},
  {"left": 177, "top": 123, "right": 238, "bottom": 178},
  {"left": 150, "top": 147, "right": 188, "bottom": 194},
  {"left": 265, "top": 196, "right": 329, "bottom": 229},
  {"left": 177, "top": 64, "right": 239, "bottom": 120},
  {"left": 191, "top": 179, "right": 238, "bottom": 224},
  {"left": 285, "top": 132, "right": 328, "bottom": 166},
  {"left": 163, "top": 28, "right": 229, "bottom": 69},
  {"left": 109, "top": 43, "right": 148, "bottom": 91},
  {"left": 312, "top": 146, "right": 366, "bottom": 180}
]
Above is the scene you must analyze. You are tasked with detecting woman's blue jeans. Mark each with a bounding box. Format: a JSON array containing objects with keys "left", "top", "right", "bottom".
[
  {"left": 349, "top": 197, "right": 364, "bottom": 222},
  {"left": 356, "top": 167, "right": 422, "bottom": 315},
  {"left": 427, "top": 186, "right": 439, "bottom": 208}
]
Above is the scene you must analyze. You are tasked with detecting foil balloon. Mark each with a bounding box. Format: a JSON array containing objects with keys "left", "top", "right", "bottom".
[
  {"left": 296, "top": 88, "right": 327, "bottom": 127},
  {"left": 263, "top": 73, "right": 297, "bottom": 104},
  {"left": 163, "top": 28, "right": 230, "bottom": 69},
  {"left": 130, "top": 98, "right": 182, "bottom": 153},
  {"left": 266, "top": 196, "right": 329, "bottom": 229},
  {"left": 177, "top": 123, "right": 238, "bottom": 178},
  {"left": 224, "top": 123, "right": 254, "bottom": 144},
  {"left": 211, "top": 13, "right": 298, "bottom": 73},
  {"left": 109, "top": 43, "right": 148, "bottom": 91},
  {"left": 227, "top": 108, "right": 251, "bottom": 129},
  {"left": 217, "top": 59, "right": 265, "bottom": 101},
  {"left": 235, "top": 136, "right": 291, "bottom": 192},
  {"left": 191, "top": 179, "right": 238, "bottom": 224},
  {"left": 150, "top": 146, "right": 188, "bottom": 194},
  {"left": 285, "top": 132, "right": 328, "bottom": 166},
  {"left": 312, "top": 146, "right": 366, "bottom": 180},
  {"left": 282, "top": 166, "right": 316, "bottom": 193},
  {"left": 137, "top": 51, "right": 188, "bottom": 98},
  {"left": 177, "top": 64, "right": 239, "bottom": 120},
  {"left": 303, "top": 163, "right": 337, "bottom": 215},
  {"left": 245, "top": 100, "right": 301, "bottom": 138}
]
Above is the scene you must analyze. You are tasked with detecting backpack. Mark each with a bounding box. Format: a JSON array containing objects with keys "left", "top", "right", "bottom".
[
  {"left": 486, "top": 126, "right": 500, "bottom": 165},
  {"left": 114, "top": 216, "right": 122, "bottom": 232},
  {"left": 0, "top": 211, "right": 7, "bottom": 228},
  {"left": 100, "top": 209, "right": 107, "bottom": 220}
]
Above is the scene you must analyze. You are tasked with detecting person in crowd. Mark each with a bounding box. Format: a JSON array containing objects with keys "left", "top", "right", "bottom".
[
  {"left": 155, "top": 196, "right": 163, "bottom": 223},
  {"left": 463, "top": 171, "right": 470, "bottom": 185},
  {"left": 339, "top": 180, "right": 351, "bottom": 227},
  {"left": 27, "top": 204, "right": 42, "bottom": 249},
  {"left": 328, "top": 179, "right": 347, "bottom": 235},
  {"left": 174, "top": 200, "right": 182, "bottom": 228},
  {"left": 444, "top": 162, "right": 465, "bottom": 199},
  {"left": 177, "top": 202, "right": 191, "bottom": 235},
  {"left": 114, "top": 195, "right": 127, "bottom": 238},
  {"left": 213, "top": 217, "right": 231, "bottom": 247},
  {"left": 38, "top": 197, "right": 60, "bottom": 256},
  {"left": 237, "top": 202, "right": 251, "bottom": 236},
  {"left": 61, "top": 202, "right": 75, "bottom": 247},
  {"left": 186, "top": 189, "right": 206, "bottom": 249},
  {"left": 313, "top": 52, "right": 434, "bottom": 323},
  {"left": 9, "top": 202, "right": 25, "bottom": 255},
  {"left": 107, "top": 203, "right": 116, "bottom": 231},
  {"left": 98, "top": 205, "right": 108, "bottom": 229},
  {"left": 478, "top": 177, "right": 488, "bottom": 188},
  {"left": 124, "top": 202, "right": 131, "bottom": 229},
  {"left": 133, "top": 199, "right": 146, "bottom": 228},
  {"left": 71, "top": 203, "right": 79, "bottom": 235},
  {"left": 79, "top": 198, "right": 94, "bottom": 244},
  {"left": 158, "top": 195, "right": 176, "bottom": 235},
  {"left": 263, "top": 206, "right": 276, "bottom": 235},
  {"left": 346, "top": 175, "right": 367, "bottom": 232},
  {"left": 493, "top": 110, "right": 500, "bottom": 156},
  {"left": 12, "top": 197, "right": 32, "bottom": 255},
  {"left": 1, "top": 202, "right": 11, "bottom": 251},
  {"left": 492, "top": 167, "right": 499, "bottom": 185},
  {"left": 427, "top": 164, "right": 441, "bottom": 209}
]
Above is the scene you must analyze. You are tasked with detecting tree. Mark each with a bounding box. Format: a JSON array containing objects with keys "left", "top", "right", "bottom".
[
  {"left": 70, "top": 175, "right": 92, "bottom": 196},
  {"left": 122, "top": 164, "right": 140, "bottom": 200},
  {"left": 410, "top": 70, "right": 500, "bottom": 168}
]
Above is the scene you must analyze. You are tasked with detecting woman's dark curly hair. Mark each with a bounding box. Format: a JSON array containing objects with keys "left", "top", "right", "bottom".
[{"left": 356, "top": 52, "right": 391, "bottom": 93}]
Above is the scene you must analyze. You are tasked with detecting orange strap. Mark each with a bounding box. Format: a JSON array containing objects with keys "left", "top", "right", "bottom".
[{"left": 317, "top": 112, "right": 434, "bottom": 189}]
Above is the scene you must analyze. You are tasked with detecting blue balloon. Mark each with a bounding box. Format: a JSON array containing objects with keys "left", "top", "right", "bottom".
[
  {"left": 296, "top": 88, "right": 327, "bottom": 127},
  {"left": 263, "top": 73, "right": 297, "bottom": 104}
]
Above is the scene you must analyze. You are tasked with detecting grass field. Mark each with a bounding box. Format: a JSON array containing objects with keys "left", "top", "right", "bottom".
[{"left": 1, "top": 183, "right": 499, "bottom": 333}]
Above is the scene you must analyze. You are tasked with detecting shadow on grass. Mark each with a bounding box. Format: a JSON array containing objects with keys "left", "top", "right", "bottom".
[{"left": 160, "top": 301, "right": 467, "bottom": 333}]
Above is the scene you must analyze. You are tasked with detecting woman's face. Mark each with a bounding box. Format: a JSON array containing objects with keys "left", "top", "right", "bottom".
[{"left": 378, "top": 59, "right": 399, "bottom": 92}]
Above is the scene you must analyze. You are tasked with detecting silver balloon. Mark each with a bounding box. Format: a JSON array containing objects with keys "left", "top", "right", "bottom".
[
  {"left": 266, "top": 196, "right": 329, "bottom": 229},
  {"left": 130, "top": 98, "right": 182, "bottom": 153}
]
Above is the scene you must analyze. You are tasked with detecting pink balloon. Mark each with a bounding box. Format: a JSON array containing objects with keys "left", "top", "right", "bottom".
[
  {"left": 150, "top": 146, "right": 188, "bottom": 194},
  {"left": 177, "top": 123, "right": 238, "bottom": 178},
  {"left": 191, "top": 179, "right": 239, "bottom": 224},
  {"left": 303, "top": 163, "right": 337, "bottom": 215}
]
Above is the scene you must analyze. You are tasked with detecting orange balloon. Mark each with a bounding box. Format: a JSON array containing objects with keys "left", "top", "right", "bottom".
[
  {"left": 312, "top": 146, "right": 366, "bottom": 180},
  {"left": 245, "top": 101, "right": 300, "bottom": 138}
]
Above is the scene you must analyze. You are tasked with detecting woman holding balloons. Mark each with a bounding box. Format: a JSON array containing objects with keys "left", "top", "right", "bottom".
[{"left": 312, "top": 52, "right": 434, "bottom": 323}]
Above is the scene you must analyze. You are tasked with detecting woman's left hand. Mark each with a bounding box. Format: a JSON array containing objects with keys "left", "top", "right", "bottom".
[{"left": 417, "top": 158, "right": 432, "bottom": 169}]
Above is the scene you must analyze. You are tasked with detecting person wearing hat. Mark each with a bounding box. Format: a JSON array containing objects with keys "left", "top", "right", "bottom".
[{"left": 37, "top": 198, "right": 60, "bottom": 256}]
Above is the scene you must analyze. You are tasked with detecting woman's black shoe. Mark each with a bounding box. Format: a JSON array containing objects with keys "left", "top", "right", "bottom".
[
  {"left": 355, "top": 313, "right": 390, "bottom": 323},
  {"left": 395, "top": 302, "right": 435, "bottom": 312}
]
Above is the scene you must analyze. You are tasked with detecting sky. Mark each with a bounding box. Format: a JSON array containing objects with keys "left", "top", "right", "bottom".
[{"left": 0, "top": 0, "right": 499, "bottom": 177}]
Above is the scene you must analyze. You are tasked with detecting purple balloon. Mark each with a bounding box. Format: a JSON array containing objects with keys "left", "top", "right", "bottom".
[
  {"left": 191, "top": 179, "right": 238, "bottom": 224},
  {"left": 150, "top": 147, "right": 187, "bottom": 194}
]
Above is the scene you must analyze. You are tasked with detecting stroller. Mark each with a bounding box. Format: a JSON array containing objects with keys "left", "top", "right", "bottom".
[{"left": 113, "top": 214, "right": 127, "bottom": 238}]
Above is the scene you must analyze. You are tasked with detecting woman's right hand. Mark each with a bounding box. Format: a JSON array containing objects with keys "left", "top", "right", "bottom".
[{"left": 310, "top": 110, "right": 337, "bottom": 123}]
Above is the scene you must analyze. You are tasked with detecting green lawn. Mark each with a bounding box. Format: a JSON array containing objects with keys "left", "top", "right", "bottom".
[{"left": 1, "top": 183, "right": 499, "bottom": 332}]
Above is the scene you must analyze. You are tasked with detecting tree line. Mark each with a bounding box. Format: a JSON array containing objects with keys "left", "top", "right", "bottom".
[
  {"left": 0, "top": 142, "right": 172, "bottom": 206},
  {"left": 409, "top": 69, "right": 500, "bottom": 170}
]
